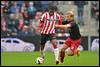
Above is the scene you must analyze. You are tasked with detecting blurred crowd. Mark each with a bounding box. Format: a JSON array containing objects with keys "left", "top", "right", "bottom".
[
  {"left": 90, "top": 1, "right": 99, "bottom": 33},
  {"left": 91, "top": 1, "right": 99, "bottom": 24},
  {"left": 1, "top": 1, "right": 99, "bottom": 36},
  {"left": 1, "top": 1, "right": 52, "bottom": 36}
]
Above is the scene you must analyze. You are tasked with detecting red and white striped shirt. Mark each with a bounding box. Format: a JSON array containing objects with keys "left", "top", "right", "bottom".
[{"left": 38, "top": 12, "right": 61, "bottom": 34}]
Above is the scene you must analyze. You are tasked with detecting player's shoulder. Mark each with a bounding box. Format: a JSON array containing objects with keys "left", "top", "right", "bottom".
[
  {"left": 55, "top": 12, "right": 60, "bottom": 15},
  {"left": 70, "top": 20, "right": 77, "bottom": 26},
  {"left": 42, "top": 12, "right": 48, "bottom": 15},
  {"left": 55, "top": 12, "right": 60, "bottom": 18}
]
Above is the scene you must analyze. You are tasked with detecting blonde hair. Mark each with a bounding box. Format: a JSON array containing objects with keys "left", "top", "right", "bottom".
[
  {"left": 65, "top": 10, "right": 75, "bottom": 21},
  {"left": 66, "top": 11, "right": 74, "bottom": 16}
]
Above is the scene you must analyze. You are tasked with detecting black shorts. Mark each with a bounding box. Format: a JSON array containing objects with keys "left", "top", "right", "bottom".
[{"left": 41, "top": 34, "right": 54, "bottom": 45}]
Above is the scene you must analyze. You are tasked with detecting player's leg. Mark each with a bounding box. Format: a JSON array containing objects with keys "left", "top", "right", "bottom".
[
  {"left": 67, "top": 44, "right": 76, "bottom": 56},
  {"left": 60, "top": 43, "right": 69, "bottom": 63},
  {"left": 75, "top": 47, "right": 80, "bottom": 56},
  {"left": 50, "top": 39, "right": 59, "bottom": 64},
  {"left": 50, "top": 35, "right": 59, "bottom": 64},
  {"left": 40, "top": 45, "right": 45, "bottom": 58},
  {"left": 60, "top": 37, "right": 71, "bottom": 63},
  {"left": 67, "top": 45, "right": 80, "bottom": 56},
  {"left": 73, "top": 38, "right": 81, "bottom": 56},
  {"left": 68, "top": 38, "right": 81, "bottom": 56},
  {"left": 40, "top": 34, "right": 48, "bottom": 58}
]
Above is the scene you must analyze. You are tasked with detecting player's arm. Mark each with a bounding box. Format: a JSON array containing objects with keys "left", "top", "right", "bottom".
[
  {"left": 55, "top": 19, "right": 72, "bottom": 29},
  {"left": 36, "top": 13, "right": 45, "bottom": 32},
  {"left": 55, "top": 24, "right": 71, "bottom": 29},
  {"left": 56, "top": 13, "right": 62, "bottom": 25}
]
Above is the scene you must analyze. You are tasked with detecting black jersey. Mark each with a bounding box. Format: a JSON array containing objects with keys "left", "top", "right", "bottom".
[{"left": 62, "top": 20, "right": 81, "bottom": 40}]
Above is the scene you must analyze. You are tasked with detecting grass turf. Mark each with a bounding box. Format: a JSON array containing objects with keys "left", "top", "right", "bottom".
[{"left": 1, "top": 51, "right": 99, "bottom": 66}]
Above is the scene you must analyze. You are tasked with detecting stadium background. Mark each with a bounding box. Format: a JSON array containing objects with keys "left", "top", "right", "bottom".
[{"left": 1, "top": 1, "right": 99, "bottom": 66}]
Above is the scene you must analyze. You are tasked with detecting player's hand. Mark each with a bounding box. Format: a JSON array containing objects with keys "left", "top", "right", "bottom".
[{"left": 55, "top": 24, "right": 59, "bottom": 28}]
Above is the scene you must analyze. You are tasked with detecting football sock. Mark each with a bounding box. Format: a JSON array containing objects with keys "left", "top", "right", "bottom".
[
  {"left": 53, "top": 45, "right": 59, "bottom": 61},
  {"left": 60, "top": 51, "right": 65, "bottom": 63},
  {"left": 40, "top": 51, "right": 45, "bottom": 58}
]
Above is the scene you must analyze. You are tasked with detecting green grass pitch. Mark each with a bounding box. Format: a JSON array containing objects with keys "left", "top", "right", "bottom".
[{"left": 1, "top": 51, "right": 99, "bottom": 66}]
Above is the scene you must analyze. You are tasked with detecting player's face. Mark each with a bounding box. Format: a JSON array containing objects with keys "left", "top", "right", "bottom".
[
  {"left": 66, "top": 15, "right": 71, "bottom": 21},
  {"left": 66, "top": 14, "right": 74, "bottom": 21},
  {"left": 49, "top": 10, "right": 54, "bottom": 16}
]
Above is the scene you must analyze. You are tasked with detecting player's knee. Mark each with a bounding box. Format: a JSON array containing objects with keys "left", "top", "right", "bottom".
[
  {"left": 67, "top": 49, "right": 74, "bottom": 56},
  {"left": 61, "top": 48, "right": 66, "bottom": 52},
  {"left": 51, "top": 40, "right": 57, "bottom": 45}
]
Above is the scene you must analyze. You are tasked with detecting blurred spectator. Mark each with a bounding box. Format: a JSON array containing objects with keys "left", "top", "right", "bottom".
[
  {"left": 34, "top": 1, "right": 42, "bottom": 12},
  {"left": 8, "top": 13, "right": 19, "bottom": 34},
  {"left": 91, "top": 1, "right": 99, "bottom": 19},
  {"left": 1, "top": 10, "right": 11, "bottom": 36},
  {"left": 17, "top": 18, "right": 24, "bottom": 33},
  {"left": 10, "top": 1, "right": 20, "bottom": 13},
  {"left": 91, "top": 1, "right": 99, "bottom": 33},
  {"left": 1, "top": 14, "right": 6, "bottom": 33},
  {"left": 17, "top": 1, "right": 24, "bottom": 12},
  {"left": 29, "top": 22, "right": 36, "bottom": 35},
  {"left": 40, "top": 1, "right": 51, "bottom": 12},
  {"left": 50, "top": 1, "right": 58, "bottom": 6},
  {"left": 1, "top": 27, "right": 11, "bottom": 36},
  {"left": 35, "top": 12, "right": 43, "bottom": 21},
  {"left": 3, "top": 1, "right": 11, "bottom": 25},
  {"left": 10, "top": 1, "right": 20, "bottom": 21},
  {"left": 9, "top": 1, "right": 21, "bottom": 33},
  {"left": 27, "top": 1, "right": 37, "bottom": 19},
  {"left": 21, "top": 2, "right": 29, "bottom": 24},
  {"left": 1, "top": 1, "right": 6, "bottom": 8},
  {"left": 18, "top": 25, "right": 33, "bottom": 36},
  {"left": 96, "top": 10, "right": 99, "bottom": 33},
  {"left": 1, "top": 7, "right": 7, "bottom": 33},
  {"left": 57, "top": 1, "right": 66, "bottom": 5},
  {"left": 92, "top": 2, "right": 99, "bottom": 24},
  {"left": 91, "top": 38, "right": 99, "bottom": 52},
  {"left": 95, "top": 10, "right": 99, "bottom": 23},
  {"left": 15, "top": 9, "right": 21, "bottom": 21},
  {"left": 1, "top": 7, "right": 3, "bottom": 17},
  {"left": 74, "top": 1, "right": 87, "bottom": 26},
  {"left": 3, "top": 2, "right": 10, "bottom": 15}
]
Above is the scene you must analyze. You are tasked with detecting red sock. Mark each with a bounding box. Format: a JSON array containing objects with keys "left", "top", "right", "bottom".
[
  {"left": 53, "top": 45, "right": 58, "bottom": 49},
  {"left": 60, "top": 51, "right": 65, "bottom": 63}
]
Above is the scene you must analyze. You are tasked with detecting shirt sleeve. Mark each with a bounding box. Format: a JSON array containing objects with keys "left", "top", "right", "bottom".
[
  {"left": 36, "top": 13, "right": 46, "bottom": 31},
  {"left": 39, "top": 12, "right": 46, "bottom": 27},
  {"left": 40, "top": 12, "right": 46, "bottom": 22},
  {"left": 56, "top": 13, "right": 62, "bottom": 25}
]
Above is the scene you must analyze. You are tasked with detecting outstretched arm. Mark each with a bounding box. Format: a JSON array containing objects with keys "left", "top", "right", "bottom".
[{"left": 55, "top": 24, "right": 71, "bottom": 29}]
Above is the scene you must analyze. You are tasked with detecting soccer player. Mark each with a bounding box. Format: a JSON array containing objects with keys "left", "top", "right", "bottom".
[
  {"left": 36, "top": 5, "right": 61, "bottom": 64},
  {"left": 55, "top": 11, "right": 81, "bottom": 63}
]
